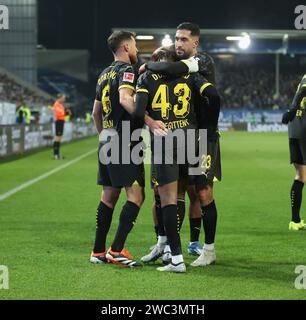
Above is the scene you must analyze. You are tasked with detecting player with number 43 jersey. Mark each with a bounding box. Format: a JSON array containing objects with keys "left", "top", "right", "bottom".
[{"left": 133, "top": 46, "right": 220, "bottom": 272}]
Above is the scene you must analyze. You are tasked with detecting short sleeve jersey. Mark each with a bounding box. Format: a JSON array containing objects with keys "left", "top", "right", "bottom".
[
  {"left": 136, "top": 71, "right": 212, "bottom": 131},
  {"left": 95, "top": 61, "right": 137, "bottom": 133}
]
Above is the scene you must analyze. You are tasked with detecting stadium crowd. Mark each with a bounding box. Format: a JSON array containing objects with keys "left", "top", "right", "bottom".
[
  {"left": 216, "top": 66, "right": 301, "bottom": 110},
  {"left": 0, "top": 72, "right": 48, "bottom": 105},
  {"left": 1, "top": 61, "right": 303, "bottom": 111}
]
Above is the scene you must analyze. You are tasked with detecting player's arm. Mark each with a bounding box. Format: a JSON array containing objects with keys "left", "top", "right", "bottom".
[
  {"left": 282, "top": 85, "right": 306, "bottom": 124},
  {"left": 132, "top": 93, "right": 168, "bottom": 135},
  {"left": 145, "top": 61, "right": 189, "bottom": 77},
  {"left": 92, "top": 100, "right": 103, "bottom": 134},
  {"left": 135, "top": 73, "right": 168, "bottom": 135},
  {"left": 199, "top": 83, "right": 221, "bottom": 129},
  {"left": 144, "top": 54, "right": 206, "bottom": 77},
  {"left": 142, "top": 114, "right": 167, "bottom": 136},
  {"left": 118, "top": 66, "right": 137, "bottom": 114},
  {"left": 119, "top": 87, "right": 135, "bottom": 114},
  {"left": 132, "top": 92, "right": 149, "bottom": 130},
  {"left": 195, "top": 77, "right": 221, "bottom": 141}
]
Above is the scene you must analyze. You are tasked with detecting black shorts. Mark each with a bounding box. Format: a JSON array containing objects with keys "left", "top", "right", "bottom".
[
  {"left": 55, "top": 120, "right": 65, "bottom": 136},
  {"left": 152, "top": 162, "right": 189, "bottom": 187},
  {"left": 191, "top": 136, "right": 222, "bottom": 187},
  {"left": 289, "top": 138, "right": 306, "bottom": 165},
  {"left": 97, "top": 142, "right": 145, "bottom": 188},
  {"left": 150, "top": 163, "right": 158, "bottom": 189},
  {"left": 151, "top": 145, "right": 190, "bottom": 187}
]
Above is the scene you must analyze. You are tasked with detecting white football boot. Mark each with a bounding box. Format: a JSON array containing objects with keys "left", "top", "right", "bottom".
[{"left": 191, "top": 248, "right": 216, "bottom": 267}]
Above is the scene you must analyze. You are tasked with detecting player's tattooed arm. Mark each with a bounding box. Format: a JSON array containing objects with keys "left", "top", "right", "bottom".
[
  {"left": 119, "top": 87, "right": 136, "bottom": 114},
  {"left": 92, "top": 100, "right": 103, "bottom": 134}
]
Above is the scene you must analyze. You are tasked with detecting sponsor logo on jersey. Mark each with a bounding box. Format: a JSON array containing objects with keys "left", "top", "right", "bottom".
[{"left": 123, "top": 72, "right": 135, "bottom": 83}]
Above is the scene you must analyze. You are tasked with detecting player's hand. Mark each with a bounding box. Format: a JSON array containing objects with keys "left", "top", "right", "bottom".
[
  {"left": 138, "top": 64, "right": 147, "bottom": 74},
  {"left": 151, "top": 47, "right": 165, "bottom": 61},
  {"left": 282, "top": 110, "right": 296, "bottom": 124},
  {"left": 148, "top": 120, "right": 168, "bottom": 136}
]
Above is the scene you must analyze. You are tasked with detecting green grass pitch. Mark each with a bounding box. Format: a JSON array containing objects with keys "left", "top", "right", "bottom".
[{"left": 0, "top": 132, "right": 306, "bottom": 300}]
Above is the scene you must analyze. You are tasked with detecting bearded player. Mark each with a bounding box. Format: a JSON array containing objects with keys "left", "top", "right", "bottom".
[{"left": 141, "top": 22, "right": 221, "bottom": 266}]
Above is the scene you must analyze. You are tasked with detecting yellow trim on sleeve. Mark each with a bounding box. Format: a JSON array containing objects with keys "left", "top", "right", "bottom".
[
  {"left": 136, "top": 88, "right": 149, "bottom": 94},
  {"left": 132, "top": 180, "right": 139, "bottom": 186},
  {"left": 302, "top": 84, "right": 306, "bottom": 88},
  {"left": 200, "top": 83, "right": 213, "bottom": 95},
  {"left": 118, "top": 84, "right": 135, "bottom": 91}
]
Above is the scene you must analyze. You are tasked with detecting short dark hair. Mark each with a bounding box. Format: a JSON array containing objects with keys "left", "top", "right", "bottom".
[
  {"left": 176, "top": 22, "right": 200, "bottom": 37},
  {"left": 107, "top": 30, "right": 136, "bottom": 53},
  {"left": 157, "top": 44, "right": 178, "bottom": 62}
]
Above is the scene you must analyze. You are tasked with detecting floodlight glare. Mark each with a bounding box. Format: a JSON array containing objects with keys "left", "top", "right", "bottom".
[
  {"left": 226, "top": 36, "right": 243, "bottom": 41},
  {"left": 162, "top": 34, "right": 173, "bottom": 47},
  {"left": 136, "top": 35, "right": 154, "bottom": 40},
  {"left": 238, "top": 34, "right": 251, "bottom": 49}
]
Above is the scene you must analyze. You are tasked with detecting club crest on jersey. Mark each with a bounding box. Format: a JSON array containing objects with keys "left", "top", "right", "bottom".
[{"left": 123, "top": 72, "right": 135, "bottom": 83}]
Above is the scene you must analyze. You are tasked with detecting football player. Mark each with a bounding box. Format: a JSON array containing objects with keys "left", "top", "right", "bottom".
[
  {"left": 90, "top": 31, "right": 145, "bottom": 268},
  {"left": 282, "top": 74, "right": 306, "bottom": 230},
  {"left": 133, "top": 46, "right": 220, "bottom": 272},
  {"left": 141, "top": 22, "right": 221, "bottom": 266}
]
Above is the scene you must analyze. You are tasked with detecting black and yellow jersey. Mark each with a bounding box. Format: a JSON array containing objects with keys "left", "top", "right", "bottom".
[
  {"left": 136, "top": 71, "right": 212, "bottom": 131},
  {"left": 289, "top": 74, "right": 306, "bottom": 139},
  {"left": 95, "top": 60, "right": 137, "bottom": 133}
]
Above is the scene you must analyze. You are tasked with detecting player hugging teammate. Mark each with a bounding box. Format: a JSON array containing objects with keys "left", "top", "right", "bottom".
[
  {"left": 138, "top": 23, "right": 222, "bottom": 272},
  {"left": 90, "top": 23, "right": 222, "bottom": 273}
]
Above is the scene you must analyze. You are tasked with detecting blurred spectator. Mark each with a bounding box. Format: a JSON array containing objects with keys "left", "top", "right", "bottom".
[
  {"left": 0, "top": 72, "right": 49, "bottom": 105},
  {"left": 216, "top": 63, "right": 301, "bottom": 110},
  {"left": 15, "top": 103, "right": 31, "bottom": 124},
  {"left": 85, "top": 111, "right": 92, "bottom": 123},
  {"left": 15, "top": 105, "right": 25, "bottom": 124}
]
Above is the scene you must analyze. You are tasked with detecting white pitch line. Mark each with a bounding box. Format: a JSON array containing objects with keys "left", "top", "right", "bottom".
[{"left": 0, "top": 149, "right": 96, "bottom": 202}]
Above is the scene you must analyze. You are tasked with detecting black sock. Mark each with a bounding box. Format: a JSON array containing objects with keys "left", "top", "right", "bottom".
[
  {"left": 53, "top": 141, "right": 59, "bottom": 156},
  {"left": 57, "top": 141, "right": 61, "bottom": 156},
  {"left": 162, "top": 204, "right": 182, "bottom": 256},
  {"left": 190, "top": 217, "right": 201, "bottom": 242},
  {"left": 111, "top": 201, "right": 140, "bottom": 252},
  {"left": 155, "top": 194, "right": 166, "bottom": 236},
  {"left": 201, "top": 201, "right": 217, "bottom": 245},
  {"left": 154, "top": 225, "right": 159, "bottom": 240},
  {"left": 93, "top": 202, "right": 114, "bottom": 253},
  {"left": 291, "top": 180, "right": 304, "bottom": 223},
  {"left": 177, "top": 199, "right": 185, "bottom": 231}
]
